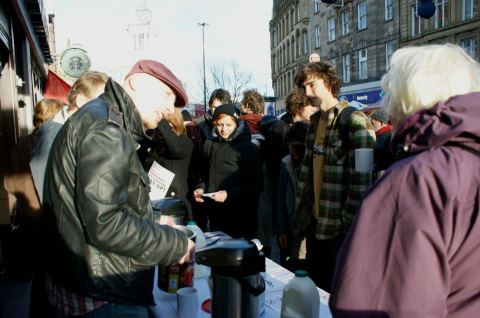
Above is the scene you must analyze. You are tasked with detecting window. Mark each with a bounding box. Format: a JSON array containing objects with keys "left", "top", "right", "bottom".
[
  {"left": 434, "top": 0, "right": 449, "bottom": 29},
  {"left": 461, "top": 38, "right": 478, "bottom": 59},
  {"left": 385, "top": 41, "right": 394, "bottom": 70},
  {"left": 291, "top": 37, "right": 295, "bottom": 60},
  {"left": 303, "top": 31, "right": 309, "bottom": 55},
  {"left": 286, "top": 14, "right": 290, "bottom": 34},
  {"left": 278, "top": 49, "right": 281, "bottom": 71},
  {"left": 295, "top": 2, "right": 300, "bottom": 22},
  {"left": 385, "top": 0, "right": 393, "bottom": 20},
  {"left": 328, "top": 17, "right": 336, "bottom": 42},
  {"left": 278, "top": 22, "right": 281, "bottom": 41},
  {"left": 330, "top": 58, "right": 336, "bottom": 69},
  {"left": 358, "top": 49, "right": 368, "bottom": 79},
  {"left": 286, "top": 73, "right": 292, "bottom": 92},
  {"left": 411, "top": 4, "right": 423, "bottom": 36},
  {"left": 342, "top": 10, "right": 350, "bottom": 36},
  {"left": 358, "top": 1, "right": 367, "bottom": 30},
  {"left": 462, "top": 0, "right": 473, "bottom": 20},
  {"left": 133, "top": 34, "right": 137, "bottom": 50},
  {"left": 314, "top": 0, "right": 321, "bottom": 13},
  {"left": 287, "top": 42, "right": 290, "bottom": 64},
  {"left": 342, "top": 54, "right": 350, "bottom": 83},
  {"left": 280, "top": 20, "right": 283, "bottom": 39},
  {"left": 315, "top": 25, "right": 321, "bottom": 48},
  {"left": 296, "top": 34, "right": 300, "bottom": 57},
  {"left": 138, "top": 33, "right": 144, "bottom": 50},
  {"left": 290, "top": 9, "right": 294, "bottom": 29}
]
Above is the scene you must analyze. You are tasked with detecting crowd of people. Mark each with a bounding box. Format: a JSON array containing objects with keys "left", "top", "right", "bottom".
[{"left": 2, "top": 42, "right": 480, "bottom": 318}]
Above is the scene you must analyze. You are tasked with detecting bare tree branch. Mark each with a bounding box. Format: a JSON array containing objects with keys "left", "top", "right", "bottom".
[{"left": 195, "top": 58, "right": 253, "bottom": 105}]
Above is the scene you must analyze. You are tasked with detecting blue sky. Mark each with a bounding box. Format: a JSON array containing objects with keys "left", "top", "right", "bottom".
[{"left": 46, "top": 0, "right": 274, "bottom": 102}]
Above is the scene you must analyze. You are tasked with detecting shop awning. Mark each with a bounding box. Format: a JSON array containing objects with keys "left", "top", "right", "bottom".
[{"left": 44, "top": 70, "right": 71, "bottom": 104}]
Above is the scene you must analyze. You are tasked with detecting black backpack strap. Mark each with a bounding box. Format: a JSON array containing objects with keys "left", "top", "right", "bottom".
[
  {"left": 335, "top": 106, "right": 357, "bottom": 157},
  {"left": 331, "top": 105, "right": 357, "bottom": 215}
]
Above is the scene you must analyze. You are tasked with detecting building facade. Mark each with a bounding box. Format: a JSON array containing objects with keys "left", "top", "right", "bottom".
[
  {"left": 270, "top": 0, "right": 480, "bottom": 112},
  {"left": 270, "top": 0, "right": 311, "bottom": 114},
  {"left": 311, "top": 0, "right": 400, "bottom": 106},
  {"left": 0, "top": 0, "right": 52, "bottom": 223},
  {"left": 400, "top": 0, "right": 480, "bottom": 55}
]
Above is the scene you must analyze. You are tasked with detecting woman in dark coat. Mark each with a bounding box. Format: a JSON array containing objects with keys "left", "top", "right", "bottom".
[
  {"left": 193, "top": 104, "right": 263, "bottom": 239},
  {"left": 139, "top": 108, "right": 193, "bottom": 218}
]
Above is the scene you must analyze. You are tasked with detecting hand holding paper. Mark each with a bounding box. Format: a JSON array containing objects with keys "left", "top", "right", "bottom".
[
  {"left": 193, "top": 188, "right": 204, "bottom": 203},
  {"left": 201, "top": 190, "right": 227, "bottom": 203}
]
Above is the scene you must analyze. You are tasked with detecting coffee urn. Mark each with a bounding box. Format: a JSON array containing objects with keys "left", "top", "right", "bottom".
[{"left": 196, "top": 239, "right": 265, "bottom": 318}]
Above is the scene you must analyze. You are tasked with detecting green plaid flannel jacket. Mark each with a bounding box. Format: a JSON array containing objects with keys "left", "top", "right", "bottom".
[{"left": 295, "top": 102, "right": 376, "bottom": 240}]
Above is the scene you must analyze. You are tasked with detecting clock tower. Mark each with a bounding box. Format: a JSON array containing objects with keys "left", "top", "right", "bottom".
[{"left": 127, "top": 0, "right": 159, "bottom": 56}]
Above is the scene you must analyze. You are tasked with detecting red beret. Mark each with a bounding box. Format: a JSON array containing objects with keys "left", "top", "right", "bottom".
[{"left": 125, "top": 60, "right": 188, "bottom": 107}]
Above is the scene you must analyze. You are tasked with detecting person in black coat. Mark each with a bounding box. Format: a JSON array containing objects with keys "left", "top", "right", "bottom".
[
  {"left": 193, "top": 104, "right": 263, "bottom": 239},
  {"left": 138, "top": 108, "right": 194, "bottom": 219},
  {"left": 369, "top": 108, "right": 394, "bottom": 175}
]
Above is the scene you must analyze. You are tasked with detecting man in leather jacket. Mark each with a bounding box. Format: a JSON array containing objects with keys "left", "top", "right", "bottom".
[{"left": 43, "top": 60, "right": 195, "bottom": 317}]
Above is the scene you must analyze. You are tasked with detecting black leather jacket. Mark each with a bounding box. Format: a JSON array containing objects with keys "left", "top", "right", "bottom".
[{"left": 43, "top": 79, "right": 188, "bottom": 306}]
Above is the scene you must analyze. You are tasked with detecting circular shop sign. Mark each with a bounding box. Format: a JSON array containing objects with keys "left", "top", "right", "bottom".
[{"left": 60, "top": 48, "right": 91, "bottom": 78}]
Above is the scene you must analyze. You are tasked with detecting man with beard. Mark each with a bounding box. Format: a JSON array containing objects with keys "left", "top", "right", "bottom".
[{"left": 294, "top": 61, "right": 375, "bottom": 292}]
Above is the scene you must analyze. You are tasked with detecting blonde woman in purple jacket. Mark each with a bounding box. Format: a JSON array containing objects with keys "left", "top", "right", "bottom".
[{"left": 330, "top": 44, "right": 480, "bottom": 318}]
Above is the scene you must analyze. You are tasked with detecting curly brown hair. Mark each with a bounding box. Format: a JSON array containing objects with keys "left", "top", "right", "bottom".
[
  {"left": 295, "top": 61, "right": 340, "bottom": 98},
  {"left": 241, "top": 89, "right": 264, "bottom": 114},
  {"left": 286, "top": 87, "right": 310, "bottom": 116}
]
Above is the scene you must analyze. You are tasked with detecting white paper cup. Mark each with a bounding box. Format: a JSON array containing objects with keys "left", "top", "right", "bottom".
[
  {"left": 355, "top": 148, "right": 374, "bottom": 172},
  {"left": 177, "top": 287, "right": 198, "bottom": 318}
]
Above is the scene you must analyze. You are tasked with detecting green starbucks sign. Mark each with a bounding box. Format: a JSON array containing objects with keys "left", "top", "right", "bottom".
[{"left": 60, "top": 48, "right": 91, "bottom": 78}]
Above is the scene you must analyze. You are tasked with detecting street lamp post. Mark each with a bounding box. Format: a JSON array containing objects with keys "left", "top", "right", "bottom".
[{"left": 198, "top": 22, "right": 208, "bottom": 113}]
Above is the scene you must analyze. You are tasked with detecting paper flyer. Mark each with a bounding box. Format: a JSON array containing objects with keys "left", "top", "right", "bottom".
[{"left": 148, "top": 161, "right": 175, "bottom": 200}]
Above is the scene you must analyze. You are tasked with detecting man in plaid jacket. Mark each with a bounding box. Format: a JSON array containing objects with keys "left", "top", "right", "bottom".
[{"left": 294, "top": 61, "right": 376, "bottom": 292}]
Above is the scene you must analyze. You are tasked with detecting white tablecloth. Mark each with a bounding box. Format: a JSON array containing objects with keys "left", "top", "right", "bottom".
[{"left": 150, "top": 258, "right": 332, "bottom": 318}]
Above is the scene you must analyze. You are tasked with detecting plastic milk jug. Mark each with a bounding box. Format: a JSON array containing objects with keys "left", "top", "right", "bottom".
[
  {"left": 280, "top": 270, "right": 320, "bottom": 318},
  {"left": 186, "top": 221, "right": 209, "bottom": 278}
]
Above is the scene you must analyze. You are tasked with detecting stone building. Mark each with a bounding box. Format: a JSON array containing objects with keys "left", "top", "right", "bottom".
[
  {"left": 310, "top": 0, "right": 399, "bottom": 106},
  {"left": 270, "top": 0, "right": 311, "bottom": 113},
  {"left": 270, "top": 0, "right": 480, "bottom": 113},
  {"left": 400, "top": 0, "right": 479, "bottom": 54}
]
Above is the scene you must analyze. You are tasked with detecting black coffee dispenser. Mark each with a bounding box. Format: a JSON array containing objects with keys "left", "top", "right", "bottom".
[{"left": 196, "top": 239, "right": 266, "bottom": 318}]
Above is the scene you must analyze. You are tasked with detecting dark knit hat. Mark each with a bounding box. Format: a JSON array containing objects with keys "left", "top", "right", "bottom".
[
  {"left": 125, "top": 60, "right": 188, "bottom": 107},
  {"left": 181, "top": 109, "right": 192, "bottom": 122},
  {"left": 285, "top": 121, "right": 309, "bottom": 144},
  {"left": 213, "top": 103, "right": 240, "bottom": 121},
  {"left": 370, "top": 108, "right": 389, "bottom": 124}
]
